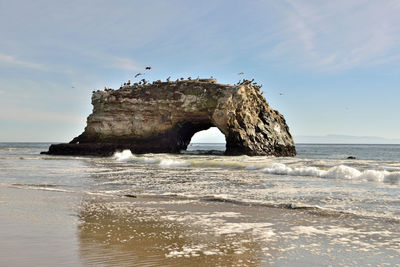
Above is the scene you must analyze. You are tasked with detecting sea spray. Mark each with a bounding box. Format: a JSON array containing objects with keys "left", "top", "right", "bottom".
[{"left": 113, "top": 150, "right": 135, "bottom": 162}]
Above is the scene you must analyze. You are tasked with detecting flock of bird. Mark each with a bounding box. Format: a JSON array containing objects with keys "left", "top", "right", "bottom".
[
  {"left": 114, "top": 67, "right": 284, "bottom": 95},
  {"left": 134, "top": 66, "right": 152, "bottom": 78}
]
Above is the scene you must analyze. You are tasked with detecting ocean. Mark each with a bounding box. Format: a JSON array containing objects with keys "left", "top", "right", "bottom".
[{"left": 1, "top": 142, "right": 399, "bottom": 266}]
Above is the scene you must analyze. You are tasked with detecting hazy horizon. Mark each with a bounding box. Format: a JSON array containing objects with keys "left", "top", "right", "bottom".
[{"left": 2, "top": 130, "right": 400, "bottom": 145}]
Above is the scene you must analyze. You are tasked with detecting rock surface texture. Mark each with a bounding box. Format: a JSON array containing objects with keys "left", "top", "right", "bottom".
[{"left": 45, "top": 78, "right": 296, "bottom": 156}]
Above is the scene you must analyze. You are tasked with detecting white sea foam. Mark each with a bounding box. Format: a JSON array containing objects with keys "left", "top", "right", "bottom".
[
  {"left": 261, "top": 163, "right": 358, "bottom": 178},
  {"left": 112, "top": 150, "right": 400, "bottom": 184},
  {"left": 292, "top": 225, "right": 392, "bottom": 237},
  {"left": 113, "top": 150, "right": 158, "bottom": 164},
  {"left": 261, "top": 163, "right": 400, "bottom": 183},
  {"left": 113, "top": 150, "right": 188, "bottom": 167},
  {"left": 113, "top": 150, "right": 135, "bottom": 162},
  {"left": 359, "top": 170, "right": 387, "bottom": 182}
]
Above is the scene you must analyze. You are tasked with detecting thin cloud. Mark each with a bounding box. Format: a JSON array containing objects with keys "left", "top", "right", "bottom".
[
  {"left": 264, "top": 0, "right": 400, "bottom": 71},
  {"left": 82, "top": 51, "right": 142, "bottom": 71},
  {"left": 0, "top": 52, "right": 46, "bottom": 70},
  {"left": 0, "top": 105, "right": 84, "bottom": 124},
  {"left": 109, "top": 57, "right": 142, "bottom": 71}
]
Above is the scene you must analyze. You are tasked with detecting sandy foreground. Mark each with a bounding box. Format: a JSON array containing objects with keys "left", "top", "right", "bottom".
[{"left": 0, "top": 186, "right": 399, "bottom": 267}]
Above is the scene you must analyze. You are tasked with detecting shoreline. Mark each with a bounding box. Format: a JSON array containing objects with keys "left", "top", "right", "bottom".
[
  {"left": 1, "top": 186, "right": 399, "bottom": 266},
  {"left": 1, "top": 142, "right": 400, "bottom": 266}
]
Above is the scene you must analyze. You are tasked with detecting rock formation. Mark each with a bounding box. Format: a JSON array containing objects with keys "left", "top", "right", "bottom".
[{"left": 44, "top": 78, "right": 296, "bottom": 156}]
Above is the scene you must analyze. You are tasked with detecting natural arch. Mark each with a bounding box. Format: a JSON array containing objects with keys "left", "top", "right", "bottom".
[
  {"left": 45, "top": 78, "right": 296, "bottom": 156},
  {"left": 189, "top": 127, "right": 226, "bottom": 144},
  {"left": 186, "top": 127, "right": 226, "bottom": 153}
]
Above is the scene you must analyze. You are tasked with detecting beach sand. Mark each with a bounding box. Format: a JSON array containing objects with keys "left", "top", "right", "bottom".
[{"left": 1, "top": 186, "right": 399, "bottom": 266}]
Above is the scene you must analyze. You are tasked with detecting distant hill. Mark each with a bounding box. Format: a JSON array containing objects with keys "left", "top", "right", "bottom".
[{"left": 294, "top": 134, "right": 400, "bottom": 144}]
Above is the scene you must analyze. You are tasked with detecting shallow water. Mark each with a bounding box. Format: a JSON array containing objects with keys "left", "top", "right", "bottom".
[{"left": 1, "top": 142, "right": 400, "bottom": 266}]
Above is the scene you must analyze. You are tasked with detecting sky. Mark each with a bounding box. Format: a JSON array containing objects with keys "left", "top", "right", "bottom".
[{"left": 1, "top": 0, "right": 400, "bottom": 142}]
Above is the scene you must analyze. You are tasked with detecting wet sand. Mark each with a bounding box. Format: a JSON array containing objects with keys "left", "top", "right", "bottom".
[
  {"left": 0, "top": 187, "right": 81, "bottom": 267},
  {"left": 1, "top": 186, "right": 399, "bottom": 266}
]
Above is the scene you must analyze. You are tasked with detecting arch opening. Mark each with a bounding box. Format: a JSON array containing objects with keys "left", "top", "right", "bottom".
[{"left": 184, "top": 127, "right": 226, "bottom": 155}]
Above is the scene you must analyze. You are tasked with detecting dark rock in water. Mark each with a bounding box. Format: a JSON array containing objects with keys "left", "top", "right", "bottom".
[
  {"left": 44, "top": 78, "right": 296, "bottom": 157},
  {"left": 183, "top": 150, "right": 225, "bottom": 156},
  {"left": 124, "top": 194, "right": 137, "bottom": 198},
  {"left": 347, "top": 156, "right": 356, "bottom": 159}
]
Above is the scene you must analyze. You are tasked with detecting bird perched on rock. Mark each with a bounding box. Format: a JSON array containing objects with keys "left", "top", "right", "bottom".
[
  {"left": 188, "top": 77, "right": 192, "bottom": 80},
  {"left": 145, "top": 66, "right": 151, "bottom": 70},
  {"left": 127, "top": 80, "right": 131, "bottom": 85},
  {"left": 166, "top": 76, "right": 171, "bottom": 82},
  {"left": 135, "top": 73, "right": 143, "bottom": 78}
]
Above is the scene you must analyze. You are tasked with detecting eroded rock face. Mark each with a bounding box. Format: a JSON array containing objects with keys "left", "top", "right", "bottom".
[{"left": 45, "top": 78, "right": 296, "bottom": 156}]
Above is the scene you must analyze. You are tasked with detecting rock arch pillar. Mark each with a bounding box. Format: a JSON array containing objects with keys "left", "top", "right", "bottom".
[{"left": 44, "top": 79, "right": 296, "bottom": 157}]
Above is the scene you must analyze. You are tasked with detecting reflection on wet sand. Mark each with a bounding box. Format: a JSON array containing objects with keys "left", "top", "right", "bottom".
[
  {"left": 78, "top": 197, "right": 265, "bottom": 266},
  {"left": 78, "top": 195, "right": 400, "bottom": 266}
]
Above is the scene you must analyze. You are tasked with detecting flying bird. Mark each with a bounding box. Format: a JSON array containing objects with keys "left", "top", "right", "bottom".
[
  {"left": 238, "top": 72, "right": 244, "bottom": 75},
  {"left": 135, "top": 73, "right": 143, "bottom": 78},
  {"left": 145, "top": 66, "right": 151, "bottom": 70}
]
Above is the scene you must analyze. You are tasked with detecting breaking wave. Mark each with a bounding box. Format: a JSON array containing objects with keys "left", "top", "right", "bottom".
[
  {"left": 112, "top": 150, "right": 400, "bottom": 184},
  {"left": 261, "top": 163, "right": 400, "bottom": 183},
  {"left": 113, "top": 150, "right": 188, "bottom": 167}
]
